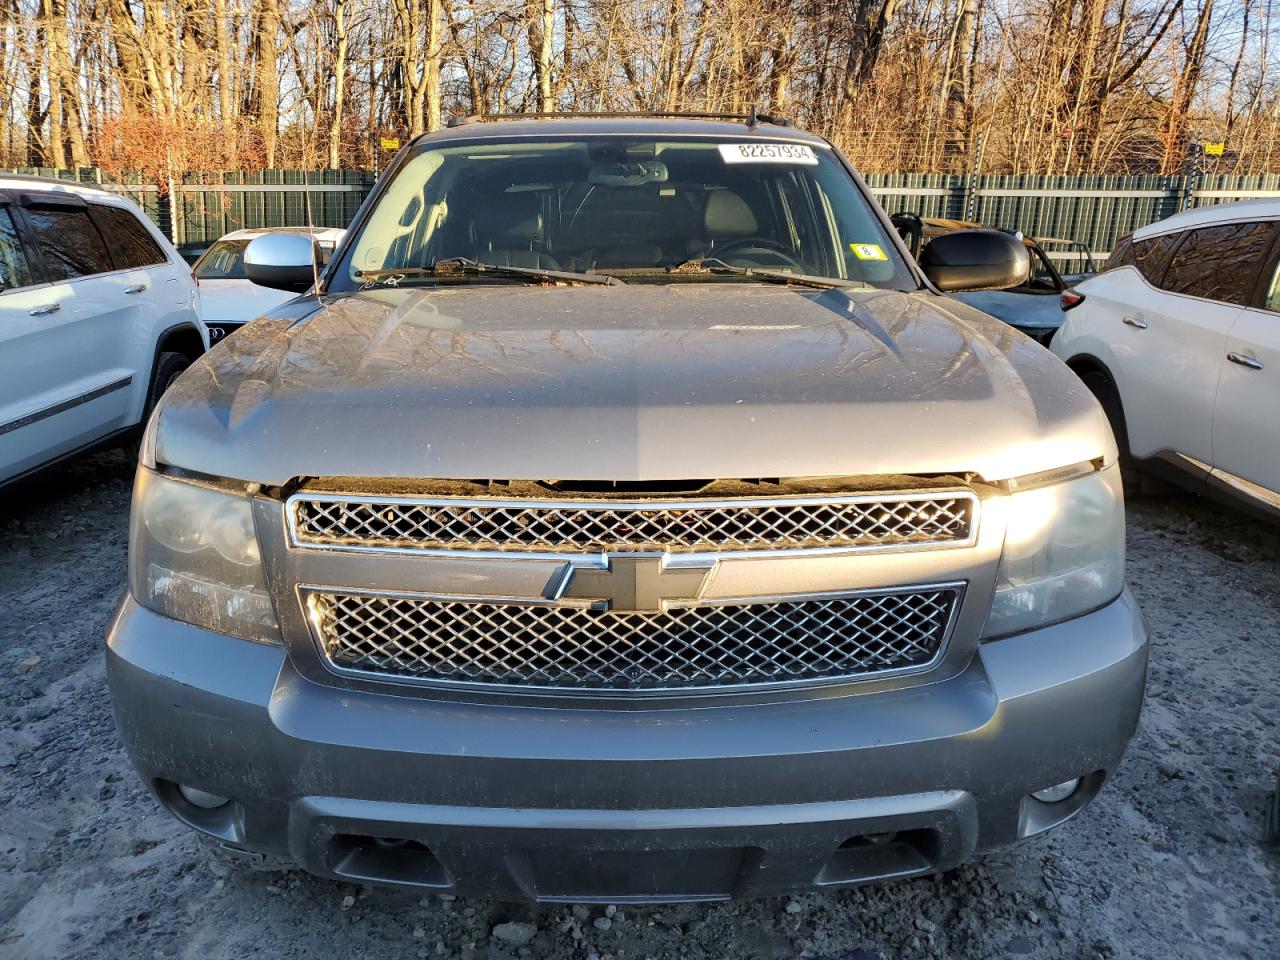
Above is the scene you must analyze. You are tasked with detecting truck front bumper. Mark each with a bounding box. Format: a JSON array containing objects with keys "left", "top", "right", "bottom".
[{"left": 107, "top": 589, "right": 1147, "bottom": 902}]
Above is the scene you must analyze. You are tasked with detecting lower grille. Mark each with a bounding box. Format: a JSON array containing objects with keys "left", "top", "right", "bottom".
[{"left": 307, "top": 587, "right": 960, "bottom": 691}]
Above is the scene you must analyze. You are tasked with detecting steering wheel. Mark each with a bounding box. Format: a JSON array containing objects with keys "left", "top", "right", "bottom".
[{"left": 711, "top": 237, "right": 803, "bottom": 269}]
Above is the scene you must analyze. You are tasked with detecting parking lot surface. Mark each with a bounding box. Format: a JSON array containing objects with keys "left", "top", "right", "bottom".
[{"left": 1, "top": 452, "right": 1277, "bottom": 960}]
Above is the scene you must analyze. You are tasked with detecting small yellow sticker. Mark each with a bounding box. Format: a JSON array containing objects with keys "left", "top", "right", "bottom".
[{"left": 851, "top": 243, "right": 887, "bottom": 261}]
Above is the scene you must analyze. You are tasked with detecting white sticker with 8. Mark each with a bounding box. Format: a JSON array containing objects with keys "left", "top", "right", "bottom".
[{"left": 717, "top": 143, "right": 819, "bottom": 165}]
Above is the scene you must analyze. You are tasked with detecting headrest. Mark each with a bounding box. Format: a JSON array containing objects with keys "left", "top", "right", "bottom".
[
  {"left": 473, "top": 191, "right": 543, "bottom": 240},
  {"left": 704, "top": 190, "right": 758, "bottom": 237}
]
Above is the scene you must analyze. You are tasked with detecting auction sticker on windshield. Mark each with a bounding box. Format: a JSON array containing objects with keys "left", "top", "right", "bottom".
[
  {"left": 851, "top": 243, "right": 888, "bottom": 260},
  {"left": 718, "top": 143, "right": 819, "bottom": 165}
]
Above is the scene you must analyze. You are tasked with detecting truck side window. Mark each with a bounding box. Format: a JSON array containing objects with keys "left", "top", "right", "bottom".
[{"left": 0, "top": 208, "right": 34, "bottom": 291}]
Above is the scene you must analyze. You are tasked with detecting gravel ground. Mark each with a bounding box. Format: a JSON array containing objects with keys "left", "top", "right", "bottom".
[{"left": 1, "top": 451, "right": 1277, "bottom": 960}]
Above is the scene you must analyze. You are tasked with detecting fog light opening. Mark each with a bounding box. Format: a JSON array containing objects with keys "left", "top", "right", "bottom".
[
  {"left": 1031, "top": 778, "right": 1081, "bottom": 804},
  {"left": 178, "top": 784, "right": 231, "bottom": 809}
]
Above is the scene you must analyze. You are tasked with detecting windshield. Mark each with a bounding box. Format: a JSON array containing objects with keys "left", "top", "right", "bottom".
[
  {"left": 192, "top": 240, "right": 251, "bottom": 279},
  {"left": 331, "top": 135, "right": 915, "bottom": 291}
]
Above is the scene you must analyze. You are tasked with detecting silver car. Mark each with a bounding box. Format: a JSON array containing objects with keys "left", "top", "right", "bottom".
[{"left": 107, "top": 115, "right": 1147, "bottom": 902}]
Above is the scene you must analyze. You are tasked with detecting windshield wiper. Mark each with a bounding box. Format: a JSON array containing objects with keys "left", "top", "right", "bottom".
[
  {"left": 355, "top": 257, "right": 622, "bottom": 287},
  {"left": 670, "top": 258, "right": 865, "bottom": 291}
]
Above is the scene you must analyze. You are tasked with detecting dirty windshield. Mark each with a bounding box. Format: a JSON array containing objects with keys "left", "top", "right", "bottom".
[{"left": 333, "top": 136, "right": 915, "bottom": 291}]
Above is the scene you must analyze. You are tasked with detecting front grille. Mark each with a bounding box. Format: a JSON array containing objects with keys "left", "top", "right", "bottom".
[
  {"left": 291, "top": 493, "right": 976, "bottom": 554},
  {"left": 307, "top": 588, "right": 959, "bottom": 691}
]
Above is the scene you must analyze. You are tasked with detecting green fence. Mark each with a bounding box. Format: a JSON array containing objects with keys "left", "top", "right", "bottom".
[
  {"left": 8, "top": 166, "right": 1280, "bottom": 263},
  {"left": 2, "top": 167, "right": 376, "bottom": 259},
  {"left": 176, "top": 170, "right": 376, "bottom": 251},
  {"left": 865, "top": 173, "right": 1280, "bottom": 260}
]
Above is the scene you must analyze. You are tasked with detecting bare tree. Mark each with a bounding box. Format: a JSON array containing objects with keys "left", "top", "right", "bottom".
[
  {"left": 2, "top": 0, "right": 1279, "bottom": 174},
  {"left": 529, "top": 0, "right": 554, "bottom": 111},
  {"left": 327, "top": 0, "right": 347, "bottom": 167},
  {"left": 251, "top": 0, "right": 280, "bottom": 165}
]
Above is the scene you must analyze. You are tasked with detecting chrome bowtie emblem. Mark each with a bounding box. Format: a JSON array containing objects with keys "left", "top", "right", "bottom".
[{"left": 553, "top": 555, "right": 716, "bottom": 613}]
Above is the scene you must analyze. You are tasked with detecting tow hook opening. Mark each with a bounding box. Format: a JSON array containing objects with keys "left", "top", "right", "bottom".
[
  {"left": 816, "top": 828, "right": 941, "bottom": 886},
  {"left": 329, "top": 834, "right": 452, "bottom": 889}
]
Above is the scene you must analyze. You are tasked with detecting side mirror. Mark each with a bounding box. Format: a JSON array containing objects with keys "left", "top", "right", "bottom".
[
  {"left": 243, "top": 234, "right": 318, "bottom": 293},
  {"left": 919, "top": 229, "right": 1029, "bottom": 292}
]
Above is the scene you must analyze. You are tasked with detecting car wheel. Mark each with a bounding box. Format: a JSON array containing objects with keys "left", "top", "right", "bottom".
[
  {"left": 1078, "top": 368, "right": 1130, "bottom": 461},
  {"left": 125, "top": 351, "right": 192, "bottom": 463}
]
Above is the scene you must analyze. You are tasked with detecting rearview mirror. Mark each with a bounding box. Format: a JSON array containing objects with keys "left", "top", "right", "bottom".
[
  {"left": 588, "top": 160, "right": 668, "bottom": 187},
  {"left": 919, "top": 229, "right": 1029, "bottom": 292},
  {"left": 244, "top": 233, "right": 319, "bottom": 293}
]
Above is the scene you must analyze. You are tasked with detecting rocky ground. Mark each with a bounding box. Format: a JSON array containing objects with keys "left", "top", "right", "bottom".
[{"left": 1, "top": 450, "right": 1277, "bottom": 960}]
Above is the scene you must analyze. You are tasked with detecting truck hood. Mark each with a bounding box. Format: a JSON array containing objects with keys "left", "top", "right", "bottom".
[{"left": 156, "top": 283, "right": 1113, "bottom": 485}]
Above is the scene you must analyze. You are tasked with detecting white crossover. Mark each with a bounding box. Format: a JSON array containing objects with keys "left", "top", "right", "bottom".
[{"left": 1052, "top": 198, "right": 1280, "bottom": 514}]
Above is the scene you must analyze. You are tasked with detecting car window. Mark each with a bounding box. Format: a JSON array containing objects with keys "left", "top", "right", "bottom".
[
  {"left": 1068, "top": 241, "right": 1095, "bottom": 273},
  {"left": 1160, "top": 221, "right": 1278, "bottom": 305},
  {"left": 336, "top": 135, "right": 915, "bottom": 291},
  {"left": 1038, "top": 239, "right": 1089, "bottom": 275},
  {"left": 0, "top": 208, "right": 34, "bottom": 291},
  {"left": 91, "top": 204, "right": 167, "bottom": 269},
  {"left": 1103, "top": 236, "right": 1133, "bottom": 271},
  {"left": 1031, "top": 248, "right": 1058, "bottom": 286},
  {"left": 1120, "top": 233, "right": 1179, "bottom": 285},
  {"left": 1010, "top": 246, "right": 1059, "bottom": 294},
  {"left": 25, "top": 206, "right": 114, "bottom": 280},
  {"left": 192, "top": 240, "right": 251, "bottom": 279}
]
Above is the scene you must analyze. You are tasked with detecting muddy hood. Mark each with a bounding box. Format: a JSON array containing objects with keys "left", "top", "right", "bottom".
[{"left": 156, "top": 284, "right": 1113, "bottom": 485}]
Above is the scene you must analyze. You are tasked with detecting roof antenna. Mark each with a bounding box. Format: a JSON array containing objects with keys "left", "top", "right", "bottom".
[
  {"left": 747, "top": 104, "right": 759, "bottom": 127},
  {"left": 304, "top": 179, "right": 320, "bottom": 293}
]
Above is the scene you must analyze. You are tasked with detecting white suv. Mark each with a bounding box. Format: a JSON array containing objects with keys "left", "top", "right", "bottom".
[
  {"left": 1052, "top": 199, "right": 1280, "bottom": 515},
  {"left": 192, "top": 226, "right": 345, "bottom": 343},
  {"left": 0, "top": 175, "right": 206, "bottom": 485}
]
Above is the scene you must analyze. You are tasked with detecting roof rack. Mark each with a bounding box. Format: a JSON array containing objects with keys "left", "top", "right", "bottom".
[{"left": 445, "top": 108, "right": 791, "bottom": 129}]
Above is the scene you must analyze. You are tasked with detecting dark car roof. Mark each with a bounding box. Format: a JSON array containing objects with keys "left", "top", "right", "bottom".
[{"left": 413, "top": 115, "right": 829, "bottom": 147}]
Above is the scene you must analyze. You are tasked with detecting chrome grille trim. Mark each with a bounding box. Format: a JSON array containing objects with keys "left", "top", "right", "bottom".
[
  {"left": 302, "top": 584, "right": 963, "bottom": 694},
  {"left": 288, "top": 491, "right": 978, "bottom": 558}
]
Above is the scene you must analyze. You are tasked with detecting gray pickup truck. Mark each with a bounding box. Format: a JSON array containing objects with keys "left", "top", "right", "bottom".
[{"left": 107, "top": 114, "right": 1147, "bottom": 902}]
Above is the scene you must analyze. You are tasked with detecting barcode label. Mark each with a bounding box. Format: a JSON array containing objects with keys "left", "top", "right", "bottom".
[{"left": 717, "top": 143, "right": 819, "bottom": 165}]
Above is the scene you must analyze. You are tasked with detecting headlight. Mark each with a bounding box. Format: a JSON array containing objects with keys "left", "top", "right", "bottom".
[
  {"left": 983, "top": 464, "right": 1124, "bottom": 638},
  {"left": 129, "top": 468, "right": 280, "bottom": 644}
]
